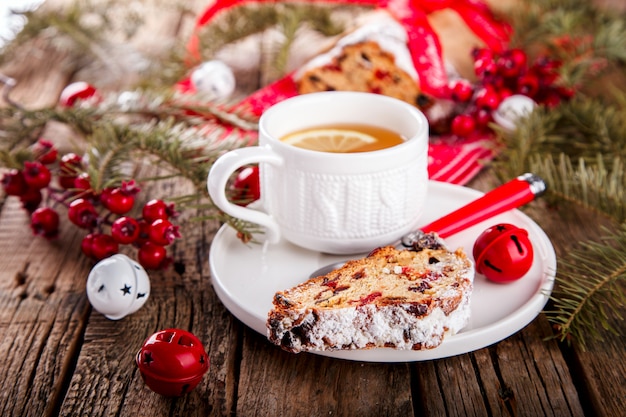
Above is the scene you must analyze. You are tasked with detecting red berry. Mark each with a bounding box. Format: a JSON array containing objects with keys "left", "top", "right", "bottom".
[
  {"left": 59, "top": 153, "right": 83, "bottom": 189},
  {"left": 68, "top": 198, "right": 99, "bottom": 229},
  {"left": 20, "top": 187, "right": 43, "bottom": 213},
  {"left": 472, "top": 47, "right": 494, "bottom": 62},
  {"left": 59, "top": 81, "right": 99, "bottom": 107},
  {"left": 73, "top": 173, "right": 95, "bottom": 199},
  {"left": 449, "top": 80, "right": 474, "bottom": 102},
  {"left": 138, "top": 241, "right": 167, "bottom": 270},
  {"left": 532, "top": 56, "right": 562, "bottom": 76},
  {"left": 81, "top": 233, "right": 95, "bottom": 258},
  {"left": 451, "top": 114, "right": 476, "bottom": 137},
  {"left": 473, "top": 108, "right": 493, "bottom": 128},
  {"left": 23, "top": 161, "right": 51, "bottom": 190},
  {"left": 231, "top": 166, "right": 260, "bottom": 204},
  {"left": 475, "top": 87, "right": 502, "bottom": 110},
  {"left": 103, "top": 181, "right": 140, "bottom": 215},
  {"left": 73, "top": 173, "right": 91, "bottom": 191},
  {"left": 474, "top": 57, "right": 497, "bottom": 78},
  {"left": 142, "top": 199, "right": 176, "bottom": 222},
  {"left": 30, "top": 207, "right": 60, "bottom": 239},
  {"left": 111, "top": 216, "right": 140, "bottom": 244},
  {"left": 104, "top": 188, "right": 135, "bottom": 214},
  {"left": 1, "top": 169, "right": 28, "bottom": 196},
  {"left": 134, "top": 220, "right": 151, "bottom": 247},
  {"left": 497, "top": 48, "right": 527, "bottom": 78},
  {"left": 517, "top": 73, "right": 540, "bottom": 97},
  {"left": 33, "top": 139, "right": 58, "bottom": 165},
  {"left": 148, "top": 218, "right": 180, "bottom": 246},
  {"left": 498, "top": 88, "right": 514, "bottom": 102},
  {"left": 89, "top": 233, "right": 119, "bottom": 261},
  {"left": 99, "top": 187, "right": 114, "bottom": 206}
]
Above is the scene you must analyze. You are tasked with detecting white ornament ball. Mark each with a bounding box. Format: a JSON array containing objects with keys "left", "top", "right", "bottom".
[
  {"left": 493, "top": 95, "right": 537, "bottom": 131},
  {"left": 86, "top": 254, "right": 150, "bottom": 320},
  {"left": 190, "top": 60, "right": 236, "bottom": 99},
  {"left": 116, "top": 91, "right": 143, "bottom": 111}
]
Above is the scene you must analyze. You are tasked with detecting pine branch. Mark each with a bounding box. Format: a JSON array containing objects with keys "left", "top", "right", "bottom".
[
  {"left": 529, "top": 154, "right": 626, "bottom": 224},
  {"left": 545, "top": 225, "right": 626, "bottom": 350},
  {"left": 494, "top": 95, "right": 626, "bottom": 186}
]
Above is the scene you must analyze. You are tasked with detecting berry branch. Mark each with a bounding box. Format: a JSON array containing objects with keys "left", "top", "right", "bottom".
[{"left": 1, "top": 78, "right": 261, "bottom": 269}]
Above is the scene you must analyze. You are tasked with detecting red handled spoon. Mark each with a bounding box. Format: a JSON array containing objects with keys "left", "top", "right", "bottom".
[{"left": 310, "top": 173, "right": 546, "bottom": 278}]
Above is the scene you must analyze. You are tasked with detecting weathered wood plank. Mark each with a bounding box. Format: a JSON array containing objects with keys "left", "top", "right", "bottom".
[
  {"left": 236, "top": 330, "right": 414, "bottom": 416},
  {"left": 414, "top": 354, "right": 491, "bottom": 416},
  {"left": 414, "top": 318, "right": 585, "bottom": 417},
  {"left": 572, "top": 325, "right": 626, "bottom": 417},
  {"left": 0, "top": 198, "right": 92, "bottom": 417},
  {"left": 488, "top": 319, "right": 584, "bottom": 417}
]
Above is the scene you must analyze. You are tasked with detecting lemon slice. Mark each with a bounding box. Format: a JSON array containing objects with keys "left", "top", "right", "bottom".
[{"left": 281, "top": 128, "right": 378, "bottom": 153}]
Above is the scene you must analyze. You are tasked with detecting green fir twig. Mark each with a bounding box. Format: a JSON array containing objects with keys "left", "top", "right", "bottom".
[{"left": 545, "top": 225, "right": 626, "bottom": 349}]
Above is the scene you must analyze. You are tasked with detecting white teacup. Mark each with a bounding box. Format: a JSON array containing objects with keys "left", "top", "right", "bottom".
[{"left": 207, "top": 92, "right": 429, "bottom": 254}]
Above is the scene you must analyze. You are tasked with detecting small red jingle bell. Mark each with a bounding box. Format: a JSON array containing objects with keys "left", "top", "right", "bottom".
[
  {"left": 136, "top": 328, "right": 209, "bottom": 397},
  {"left": 472, "top": 223, "right": 534, "bottom": 283}
]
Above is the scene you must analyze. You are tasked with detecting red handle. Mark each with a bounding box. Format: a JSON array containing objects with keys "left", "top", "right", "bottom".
[{"left": 420, "top": 173, "right": 546, "bottom": 238}]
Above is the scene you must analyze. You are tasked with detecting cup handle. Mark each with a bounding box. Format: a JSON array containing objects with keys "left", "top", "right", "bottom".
[{"left": 207, "top": 146, "right": 284, "bottom": 243}]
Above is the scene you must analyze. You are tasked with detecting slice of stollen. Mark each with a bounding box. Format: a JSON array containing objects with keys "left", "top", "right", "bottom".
[{"left": 267, "top": 240, "right": 474, "bottom": 353}]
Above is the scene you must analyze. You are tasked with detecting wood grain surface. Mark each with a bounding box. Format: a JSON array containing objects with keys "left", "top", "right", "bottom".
[{"left": 1, "top": 1, "right": 624, "bottom": 416}]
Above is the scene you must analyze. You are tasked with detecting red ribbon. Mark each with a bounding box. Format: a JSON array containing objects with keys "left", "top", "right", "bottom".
[{"left": 188, "top": 0, "right": 510, "bottom": 97}]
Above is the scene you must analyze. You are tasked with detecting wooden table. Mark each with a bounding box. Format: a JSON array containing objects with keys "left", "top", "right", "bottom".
[{"left": 1, "top": 1, "right": 624, "bottom": 416}]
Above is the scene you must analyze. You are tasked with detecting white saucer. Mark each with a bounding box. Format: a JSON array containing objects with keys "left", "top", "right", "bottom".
[{"left": 209, "top": 181, "right": 556, "bottom": 362}]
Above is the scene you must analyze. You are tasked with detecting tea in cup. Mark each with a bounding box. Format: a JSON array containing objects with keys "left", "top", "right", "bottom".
[{"left": 207, "top": 91, "right": 429, "bottom": 254}]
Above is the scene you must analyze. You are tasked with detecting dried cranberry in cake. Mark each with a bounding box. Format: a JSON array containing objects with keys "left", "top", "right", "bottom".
[{"left": 267, "top": 245, "right": 474, "bottom": 353}]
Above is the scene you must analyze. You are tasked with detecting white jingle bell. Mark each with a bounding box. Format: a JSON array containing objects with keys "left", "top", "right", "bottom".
[
  {"left": 190, "top": 60, "right": 236, "bottom": 99},
  {"left": 86, "top": 254, "right": 150, "bottom": 320},
  {"left": 493, "top": 94, "right": 537, "bottom": 131}
]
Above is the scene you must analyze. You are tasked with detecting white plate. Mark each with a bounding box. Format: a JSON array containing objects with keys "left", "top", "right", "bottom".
[{"left": 209, "top": 181, "right": 556, "bottom": 362}]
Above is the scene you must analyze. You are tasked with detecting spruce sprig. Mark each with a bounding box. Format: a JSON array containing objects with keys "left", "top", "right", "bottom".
[
  {"left": 529, "top": 154, "right": 626, "bottom": 224},
  {"left": 495, "top": 94, "right": 626, "bottom": 214},
  {"left": 544, "top": 225, "right": 626, "bottom": 350}
]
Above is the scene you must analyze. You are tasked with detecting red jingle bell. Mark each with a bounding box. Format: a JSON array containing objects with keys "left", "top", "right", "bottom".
[
  {"left": 472, "top": 223, "right": 534, "bottom": 283},
  {"left": 136, "top": 328, "right": 209, "bottom": 397}
]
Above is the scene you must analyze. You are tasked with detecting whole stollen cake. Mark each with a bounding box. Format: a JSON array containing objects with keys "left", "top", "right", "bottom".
[
  {"left": 297, "top": 40, "right": 430, "bottom": 109},
  {"left": 294, "top": 11, "right": 453, "bottom": 127},
  {"left": 266, "top": 242, "right": 474, "bottom": 353}
]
